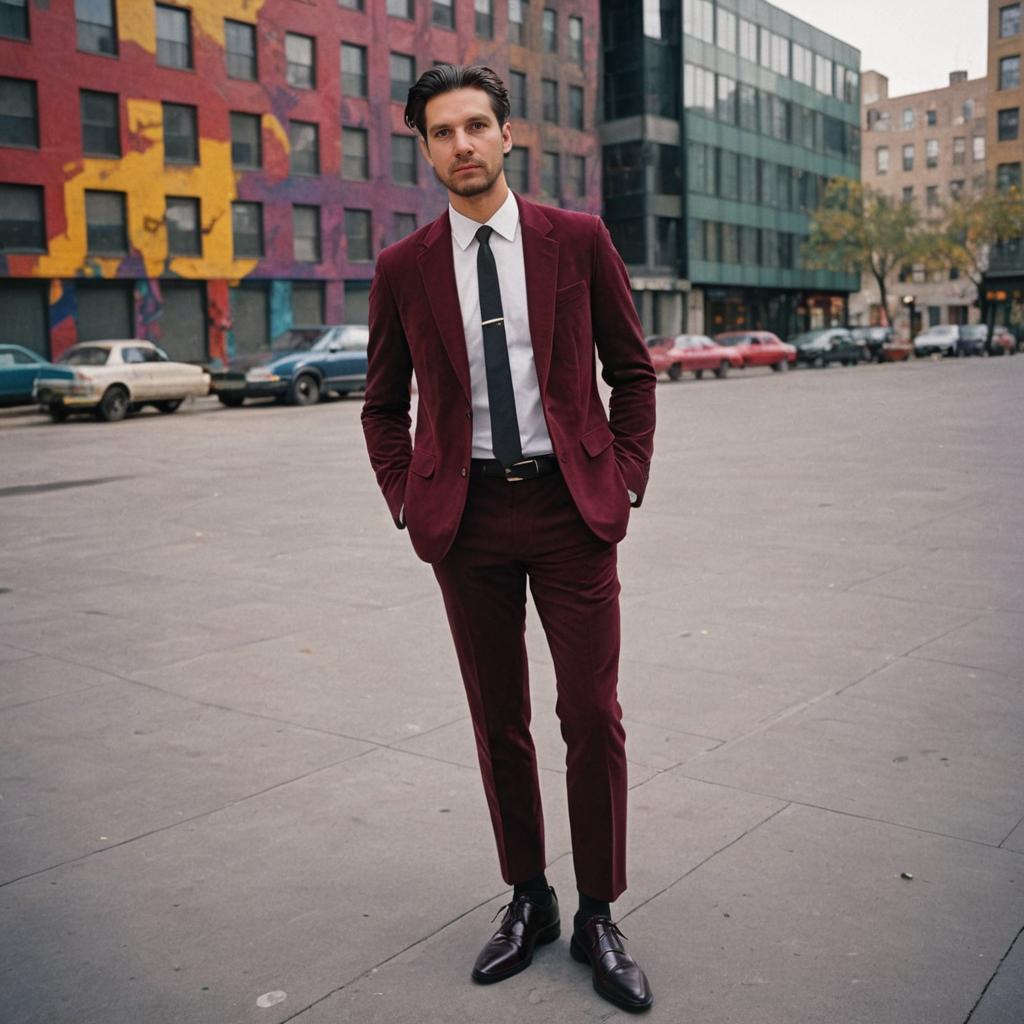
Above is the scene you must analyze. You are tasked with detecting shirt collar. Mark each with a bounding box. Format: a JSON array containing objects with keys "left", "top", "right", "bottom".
[{"left": 449, "top": 190, "right": 519, "bottom": 251}]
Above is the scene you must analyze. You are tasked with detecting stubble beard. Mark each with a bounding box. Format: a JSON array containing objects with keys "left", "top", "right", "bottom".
[{"left": 434, "top": 160, "right": 504, "bottom": 198}]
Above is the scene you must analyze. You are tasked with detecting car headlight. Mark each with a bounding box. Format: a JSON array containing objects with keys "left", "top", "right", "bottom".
[{"left": 245, "top": 367, "right": 280, "bottom": 382}]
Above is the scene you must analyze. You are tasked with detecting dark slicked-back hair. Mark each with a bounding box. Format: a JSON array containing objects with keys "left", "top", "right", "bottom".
[{"left": 404, "top": 64, "right": 511, "bottom": 140}]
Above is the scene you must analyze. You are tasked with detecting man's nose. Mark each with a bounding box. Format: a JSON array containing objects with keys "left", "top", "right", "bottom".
[{"left": 452, "top": 129, "right": 474, "bottom": 155}]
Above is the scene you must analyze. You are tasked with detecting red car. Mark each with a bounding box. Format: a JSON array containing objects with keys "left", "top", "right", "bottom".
[
  {"left": 987, "top": 326, "right": 1018, "bottom": 355},
  {"left": 713, "top": 330, "right": 797, "bottom": 371},
  {"left": 646, "top": 334, "right": 745, "bottom": 380}
]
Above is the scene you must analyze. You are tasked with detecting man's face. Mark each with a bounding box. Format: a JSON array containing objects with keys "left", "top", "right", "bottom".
[{"left": 419, "top": 87, "right": 512, "bottom": 199}]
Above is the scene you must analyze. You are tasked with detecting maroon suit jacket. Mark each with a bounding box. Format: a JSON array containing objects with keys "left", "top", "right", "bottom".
[{"left": 361, "top": 194, "right": 656, "bottom": 565}]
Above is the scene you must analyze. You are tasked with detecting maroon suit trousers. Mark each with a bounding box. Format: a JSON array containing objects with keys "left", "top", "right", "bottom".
[{"left": 432, "top": 469, "right": 627, "bottom": 902}]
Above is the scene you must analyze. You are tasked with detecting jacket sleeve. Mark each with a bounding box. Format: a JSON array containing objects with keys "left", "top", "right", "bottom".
[
  {"left": 361, "top": 255, "right": 413, "bottom": 529},
  {"left": 590, "top": 217, "right": 657, "bottom": 506}
]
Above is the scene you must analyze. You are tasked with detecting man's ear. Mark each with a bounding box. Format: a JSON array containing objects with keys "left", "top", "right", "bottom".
[{"left": 501, "top": 121, "right": 513, "bottom": 156}]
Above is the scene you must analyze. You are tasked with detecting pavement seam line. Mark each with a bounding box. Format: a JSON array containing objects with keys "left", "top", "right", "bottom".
[
  {"left": 905, "top": 651, "right": 1024, "bottom": 684},
  {"left": 998, "top": 812, "right": 1024, "bottom": 848},
  {"left": 962, "top": 922, "right": 1024, "bottom": 1024},
  {"left": 619, "top": 802, "right": 793, "bottom": 924}
]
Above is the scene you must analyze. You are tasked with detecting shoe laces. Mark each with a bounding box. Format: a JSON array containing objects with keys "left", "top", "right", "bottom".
[
  {"left": 589, "top": 915, "right": 629, "bottom": 942},
  {"left": 490, "top": 892, "right": 532, "bottom": 924}
]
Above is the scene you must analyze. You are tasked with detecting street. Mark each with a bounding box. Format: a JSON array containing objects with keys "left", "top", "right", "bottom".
[{"left": 1, "top": 356, "right": 1022, "bottom": 1024}]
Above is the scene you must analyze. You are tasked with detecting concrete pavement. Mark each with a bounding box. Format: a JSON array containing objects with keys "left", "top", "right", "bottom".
[{"left": 1, "top": 357, "right": 1022, "bottom": 1023}]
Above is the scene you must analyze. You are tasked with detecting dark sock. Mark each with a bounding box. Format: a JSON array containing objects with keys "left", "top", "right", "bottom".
[
  {"left": 513, "top": 872, "right": 553, "bottom": 906},
  {"left": 576, "top": 892, "right": 611, "bottom": 929}
]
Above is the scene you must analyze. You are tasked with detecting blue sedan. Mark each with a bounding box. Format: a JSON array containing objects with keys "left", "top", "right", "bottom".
[
  {"left": 214, "top": 325, "right": 369, "bottom": 407},
  {"left": 0, "top": 344, "right": 75, "bottom": 407}
]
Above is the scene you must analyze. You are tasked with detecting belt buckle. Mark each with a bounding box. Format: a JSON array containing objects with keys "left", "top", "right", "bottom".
[{"left": 505, "top": 458, "right": 537, "bottom": 482}]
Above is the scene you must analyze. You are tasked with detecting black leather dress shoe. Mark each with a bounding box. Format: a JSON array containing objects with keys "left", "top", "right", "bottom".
[
  {"left": 570, "top": 915, "right": 653, "bottom": 1012},
  {"left": 471, "top": 890, "right": 561, "bottom": 983}
]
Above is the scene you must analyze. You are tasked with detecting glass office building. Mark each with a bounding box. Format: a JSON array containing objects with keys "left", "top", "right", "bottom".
[{"left": 600, "top": 0, "right": 861, "bottom": 338}]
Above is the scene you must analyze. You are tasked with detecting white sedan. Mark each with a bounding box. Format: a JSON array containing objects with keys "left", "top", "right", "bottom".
[{"left": 34, "top": 340, "right": 210, "bottom": 422}]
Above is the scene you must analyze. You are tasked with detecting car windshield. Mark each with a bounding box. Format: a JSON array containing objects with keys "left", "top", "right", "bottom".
[
  {"left": 271, "top": 328, "right": 327, "bottom": 352},
  {"left": 715, "top": 335, "right": 748, "bottom": 346},
  {"left": 674, "top": 337, "right": 701, "bottom": 349},
  {"left": 791, "top": 331, "right": 826, "bottom": 345},
  {"left": 313, "top": 326, "right": 369, "bottom": 352},
  {"left": 60, "top": 346, "right": 111, "bottom": 366}
]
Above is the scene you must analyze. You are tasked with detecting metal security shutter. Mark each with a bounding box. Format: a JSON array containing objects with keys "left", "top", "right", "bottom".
[
  {"left": 160, "top": 281, "right": 207, "bottom": 362},
  {"left": 230, "top": 284, "right": 268, "bottom": 354},
  {"left": 0, "top": 282, "right": 49, "bottom": 356},
  {"left": 343, "top": 280, "right": 370, "bottom": 324},
  {"left": 292, "top": 281, "right": 324, "bottom": 325},
  {"left": 77, "top": 282, "right": 133, "bottom": 340}
]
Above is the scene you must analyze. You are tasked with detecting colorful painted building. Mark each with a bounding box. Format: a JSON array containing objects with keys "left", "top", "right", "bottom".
[{"left": 0, "top": 0, "right": 599, "bottom": 363}]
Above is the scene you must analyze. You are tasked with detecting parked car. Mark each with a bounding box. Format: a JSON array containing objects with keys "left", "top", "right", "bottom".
[
  {"left": 646, "top": 334, "right": 744, "bottom": 380},
  {"left": 212, "top": 324, "right": 369, "bottom": 407},
  {"left": 849, "top": 326, "right": 912, "bottom": 363},
  {"left": 913, "top": 324, "right": 986, "bottom": 357},
  {"left": 0, "top": 344, "right": 75, "bottom": 406},
  {"left": 956, "top": 324, "right": 987, "bottom": 357},
  {"left": 34, "top": 340, "right": 210, "bottom": 422},
  {"left": 712, "top": 330, "right": 796, "bottom": 371},
  {"left": 986, "top": 325, "right": 1018, "bottom": 355},
  {"left": 789, "top": 328, "right": 862, "bottom": 367}
]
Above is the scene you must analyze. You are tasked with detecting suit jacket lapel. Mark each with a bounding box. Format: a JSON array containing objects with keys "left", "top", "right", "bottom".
[
  {"left": 517, "top": 196, "right": 558, "bottom": 394},
  {"left": 416, "top": 210, "right": 471, "bottom": 402}
]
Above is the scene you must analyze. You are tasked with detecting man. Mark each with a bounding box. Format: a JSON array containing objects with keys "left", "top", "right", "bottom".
[{"left": 361, "top": 65, "right": 656, "bottom": 1013}]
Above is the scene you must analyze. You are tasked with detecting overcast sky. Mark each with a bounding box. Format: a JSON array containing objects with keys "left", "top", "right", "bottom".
[{"left": 777, "top": 0, "right": 989, "bottom": 97}]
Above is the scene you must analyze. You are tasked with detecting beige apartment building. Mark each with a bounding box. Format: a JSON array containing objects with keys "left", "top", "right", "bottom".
[
  {"left": 851, "top": 70, "right": 988, "bottom": 329},
  {"left": 985, "top": 0, "right": 1024, "bottom": 319}
]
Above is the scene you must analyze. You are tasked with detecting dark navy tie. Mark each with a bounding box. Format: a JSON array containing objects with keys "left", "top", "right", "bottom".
[{"left": 475, "top": 225, "right": 522, "bottom": 469}]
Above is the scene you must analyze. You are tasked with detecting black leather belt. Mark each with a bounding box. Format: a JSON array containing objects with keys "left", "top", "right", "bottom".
[{"left": 471, "top": 455, "right": 560, "bottom": 481}]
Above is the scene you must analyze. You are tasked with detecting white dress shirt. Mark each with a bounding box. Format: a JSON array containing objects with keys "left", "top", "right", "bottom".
[{"left": 449, "top": 191, "right": 553, "bottom": 460}]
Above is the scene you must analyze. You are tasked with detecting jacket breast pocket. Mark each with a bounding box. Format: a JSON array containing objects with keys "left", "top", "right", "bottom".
[{"left": 555, "top": 280, "right": 589, "bottom": 317}]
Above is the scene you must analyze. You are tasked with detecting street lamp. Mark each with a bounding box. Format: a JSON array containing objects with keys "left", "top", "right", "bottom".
[{"left": 901, "top": 294, "right": 916, "bottom": 341}]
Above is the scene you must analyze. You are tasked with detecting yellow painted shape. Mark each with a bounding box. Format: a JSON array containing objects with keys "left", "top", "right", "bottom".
[
  {"left": 119, "top": 0, "right": 267, "bottom": 53},
  {"left": 33, "top": 99, "right": 257, "bottom": 281},
  {"left": 264, "top": 113, "right": 290, "bottom": 155}
]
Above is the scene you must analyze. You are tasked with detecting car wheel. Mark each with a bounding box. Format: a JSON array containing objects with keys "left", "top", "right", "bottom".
[
  {"left": 218, "top": 394, "right": 245, "bottom": 407},
  {"left": 155, "top": 399, "right": 183, "bottom": 414},
  {"left": 667, "top": 363, "right": 683, "bottom": 381},
  {"left": 694, "top": 368, "right": 704, "bottom": 380},
  {"left": 714, "top": 360, "right": 729, "bottom": 379},
  {"left": 771, "top": 359, "right": 788, "bottom": 373},
  {"left": 97, "top": 385, "right": 129, "bottom": 422},
  {"left": 288, "top": 373, "right": 320, "bottom": 406},
  {"left": 48, "top": 403, "right": 69, "bottom": 422},
  {"left": 813, "top": 355, "right": 825, "bottom": 369}
]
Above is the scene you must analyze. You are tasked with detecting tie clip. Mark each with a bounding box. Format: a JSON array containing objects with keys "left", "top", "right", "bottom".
[{"left": 481, "top": 317, "right": 504, "bottom": 326}]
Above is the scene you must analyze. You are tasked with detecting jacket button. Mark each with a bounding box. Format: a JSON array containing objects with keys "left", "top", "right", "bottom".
[
  {"left": 465, "top": 410, "right": 471, "bottom": 420},
  {"left": 461, "top": 467, "right": 467, "bottom": 477}
]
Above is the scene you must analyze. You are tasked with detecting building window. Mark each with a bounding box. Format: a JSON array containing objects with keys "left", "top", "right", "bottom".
[
  {"left": 901, "top": 143, "right": 913, "bottom": 171},
  {"left": 341, "top": 43, "right": 367, "bottom": 97},
  {"left": 792, "top": 43, "right": 812, "bottom": 85},
  {"left": 949, "top": 180, "right": 964, "bottom": 199},
  {"left": 541, "top": 150, "right": 560, "bottom": 199},
  {"left": 542, "top": 7, "right": 556, "bottom": 52},
  {"left": 506, "top": 146, "right": 529, "bottom": 192},
  {"left": 875, "top": 146, "right": 889, "bottom": 174},
  {"left": 80, "top": 89, "right": 119, "bottom": 156},
  {"left": 474, "top": 0, "right": 493, "bottom": 38},
  {"left": 0, "top": 78, "right": 37, "bottom": 148},
  {"left": 0, "top": 0, "right": 28, "bottom": 40},
  {"left": 763, "top": 30, "right": 789, "bottom": 76},
  {"left": 286, "top": 32, "right": 316, "bottom": 89},
  {"left": 345, "top": 208, "right": 372, "bottom": 261},
  {"left": 814, "top": 54, "right": 833, "bottom": 94},
  {"left": 232, "top": 201, "right": 263, "bottom": 257},
  {"left": 387, "top": 0, "right": 413, "bottom": 18},
  {"left": 738, "top": 82, "right": 757, "bottom": 131},
  {"left": 391, "top": 134, "right": 416, "bottom": 185},
  {"left": 683, "top": 64, "right": 715, "bottom": 115},
  {"left": 716, "top": 7, "right": 736, "bottom": 52},
  {"left": 85, "top": 190, "right": 127, "bottom": 253},
  {"left": 293, "top": 205, "right": 321, "bottom": 262},
  {"left": 568, "top": 85, "right": 584, "bottom": 130},
  {"left": 1001, "top": 3, "right": 1021, "bottom": 37},
  {"left": 542, "top": 78, "right": 558, "bottom": 123},
  {"left": 901, "top": 186, "right": 914, "bottom": 204},
  {"left": 163, "top": 102, "right": 198, "bottom": 164},
  {"left": 716, "top": 75, "right": 737, "bottom": 123},
  {"left": 509, "top": 0, "right": 527, "bottom": 45},
  {"left": 224, "top": 19, "right": 256, "bottom": 80},
  {"left": 390, "top": 52, "right": 414, "bottom": 103},
  {"left": 0, "top": 184, "right": 44, "bottom": 251},
  {"left": 393, "top": 212, "right": 417, "bottom": 240},
  {"left": 339, "top": 0, "right": 364, "bottom": 9},
  {"left": 684, "top": 0, "right": 713, "bottom": 43},
  {"left": 997, "top": 162, "right": 1022, "bottom": 191},
  {"left": 998, "top": 107, "right": 1020, "bottom": 141},
  {"left": 925, "top": 138, "right": 939, "bottom": 168},
  {"left": 76, "top": 0, "right": 117, "bottom": 55},
  {"left": 569, "top": 14, "right": 583, "bottom": 63},
  {"left": 738, "top": 18, "right": 757, "bottom": 62},
  {"left": 432, "top": 0, "right": 454, "bottom": 29},
  {"left": 952, "top": 136, "right": 966, "bottom": 165},
  {"left": 342, "top": 127, "right": 369, "bottom": 180},
  {"left": 655, "top": 217, "right": 678, "bottom": 266},
  {"left": 289, "top": 120, "right": 319, "bottom": 175},
  {"left": 509, "top": 70, "right": 527, "bottom": 118},
  {"left": 156, "top": 4, "right": 191, "bottom": 69},
  {"left": 925, "top": 185, "right": 938, "bottom": 208},
  {"left": 926, "top": 109, "right": 937, "bottom": 126},
  {"left": 166, "top": 196, "right": 200, "bottom": 256},
  {"left": 565, "top": 154, "right": 585, "bottom": 199},
  {"left": 902, "top": 107, "right": 914, "bottom": 130},
  {"left": 973, "top": 135, "right": 985, "bottom": 160},
  {"left": 230, "top": 112, "right": 261, "bottom": 168},
  {"left": 1002, "top": 55, "right": 1022, "bottom": 90},
  {"left": 292, "top": 281, "right": 324, "bottom": 324}
]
